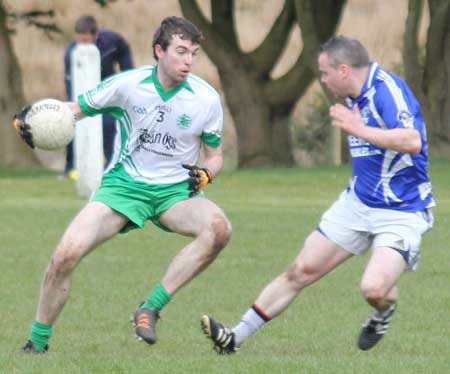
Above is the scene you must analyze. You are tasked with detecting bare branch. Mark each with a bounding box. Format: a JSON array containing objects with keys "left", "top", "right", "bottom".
[
  {"left": 264, "top": 0, "right": 346, "bottom": 107},
  {"left": 6, "top": 6, "right": 61, "bottom": 37},
  {"left": 247, "top": 0, "right": 296, "bottom": 76},
  {"left": 179, "top": 0, "right": 242, "bottom": 69},
  {"left": 211, "top": 0, "right": 238, "bottom": 48},
  {"left": 93, "top": 0, "right": 117, "bottom": 7}
]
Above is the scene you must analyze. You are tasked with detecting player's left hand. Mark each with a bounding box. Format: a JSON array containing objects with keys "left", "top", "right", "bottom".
[
  {"left": 182, "top": 164, "right": 213, "bottom": 197},
  {"left": 12, "top": 105, "right": 35, "bottom": 148}
]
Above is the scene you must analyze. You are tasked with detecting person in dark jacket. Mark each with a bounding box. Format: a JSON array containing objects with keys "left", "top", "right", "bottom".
[{"left": 63, "top": 15, "right": 133, "bottom": 178}]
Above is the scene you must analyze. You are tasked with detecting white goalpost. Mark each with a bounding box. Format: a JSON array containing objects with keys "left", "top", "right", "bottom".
[{"left": 70, "top": 43, "right": 103, "bottom": 198}]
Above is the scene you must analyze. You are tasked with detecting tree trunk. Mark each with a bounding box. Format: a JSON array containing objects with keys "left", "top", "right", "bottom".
[
  {"left": 219, "top": 66, "right": 294, "bottom": 167},
  {"left": 404, "top": 0, "right": 450, "bottom": 141},
  {"left": 271, "top": 113, "right": 295, "bottom": 165},
  {"left": 219, "top": 71, "right": 271, "bottom": 167},
  {"left": 179, "top": 0, "right": 345, "bottom": 167},
  {"left": 0, "top": 2, "right": 39, "bottom": 166}
]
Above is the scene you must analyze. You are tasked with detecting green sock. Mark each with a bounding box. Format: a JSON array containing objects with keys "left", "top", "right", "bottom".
[
  {"left": 142, "top": 283, "right": 172, "bottom": 311},
  {"left": 29, "top": 321, "right": 52, "bottom": 351}
]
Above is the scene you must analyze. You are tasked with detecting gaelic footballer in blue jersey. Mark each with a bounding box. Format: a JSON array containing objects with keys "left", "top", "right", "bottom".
[
  {"left": 201, "top": 36, "right": 434, "bottom": 355},
  {"left": 18, "top": 16, "right": 232, "bottom": 353}
]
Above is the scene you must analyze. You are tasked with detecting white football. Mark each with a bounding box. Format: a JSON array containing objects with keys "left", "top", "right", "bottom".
[{"left": 25, "top": 98, "right": 75, "bottom": 150}]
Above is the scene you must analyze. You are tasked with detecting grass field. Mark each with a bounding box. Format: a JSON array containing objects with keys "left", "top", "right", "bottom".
[{"left": 0, "top": 162, "right": 449, "bottom": 373}]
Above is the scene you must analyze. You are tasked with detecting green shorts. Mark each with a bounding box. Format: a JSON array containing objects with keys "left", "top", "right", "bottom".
[{"left": 91, "top": 164, "right": 192, "bottom": 233}]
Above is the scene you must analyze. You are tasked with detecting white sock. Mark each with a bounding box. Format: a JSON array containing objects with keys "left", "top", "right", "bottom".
[
  {"left": 232, "top": 306, "right": 270, "bottom": 347},
  {"left": 373, "top": 303, "right": 396, "bottom": 319}
]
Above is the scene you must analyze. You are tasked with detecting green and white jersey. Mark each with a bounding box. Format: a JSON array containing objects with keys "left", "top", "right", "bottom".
[{"left": 78, "top": 65, "right": 223, "bottom": 184}]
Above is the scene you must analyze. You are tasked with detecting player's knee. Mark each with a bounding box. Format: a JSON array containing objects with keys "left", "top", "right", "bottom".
[
  {"left": 209, "top": 214, "right": 232, "bottom": 251},
  {"left": 360, "top": 280, "right": 387, "bottom": 303},
  {"left": 286, "top": 261, "right": 317, "bottom": 290},
  {"left": 50, "top": 242, "right": 83, "bottom": 275}
]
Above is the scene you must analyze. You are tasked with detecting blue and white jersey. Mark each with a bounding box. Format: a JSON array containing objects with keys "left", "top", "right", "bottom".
[{"left": 346, "top": 61, "right": 435, "bottom": 212}]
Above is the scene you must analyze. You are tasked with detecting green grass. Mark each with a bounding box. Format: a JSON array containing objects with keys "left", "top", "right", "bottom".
[{"left": 0, "top": 162, "right": 449, "bottom": 373}]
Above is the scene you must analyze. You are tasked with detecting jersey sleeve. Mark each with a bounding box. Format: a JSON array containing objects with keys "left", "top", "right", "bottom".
[
  {"left": 77, "top": 74, "right": 127, "bottom": 119},
  {"left": 116, "top": 34, "right": 134, "bottom": 71},
  {"left": 201, "top": 96, "right": 223, "bottom": 148},
  {"left": 375, "top": 80, "right": 417, "bottom": 130}
]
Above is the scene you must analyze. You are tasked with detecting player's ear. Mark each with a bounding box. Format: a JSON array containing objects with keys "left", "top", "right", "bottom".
[
  {"left": 154, "top": 44, "right": 164, "bottom": 60},
  {"left": 339, "top": 63, "right": 350, "bottom": 78}
]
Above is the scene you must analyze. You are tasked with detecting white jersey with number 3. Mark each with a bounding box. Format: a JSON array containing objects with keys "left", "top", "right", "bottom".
[{"left": 78, "top": 65, "right": 223, "bottom": 184}]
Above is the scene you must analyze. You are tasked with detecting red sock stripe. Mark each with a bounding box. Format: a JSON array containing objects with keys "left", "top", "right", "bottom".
[{"left": 252, "top": 304, "right": 271, "bottom": 322}]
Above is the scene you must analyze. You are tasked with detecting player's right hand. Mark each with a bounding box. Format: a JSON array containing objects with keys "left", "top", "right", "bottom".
[
  {"left": 182, "top": 164, "right": 213, "bottom": 197},
  {"left": 13, "top": 105, "right": 35, "bottom": 148}
]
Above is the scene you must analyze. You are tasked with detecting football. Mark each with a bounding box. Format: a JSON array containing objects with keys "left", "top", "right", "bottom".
[{"left": 25, "top": 98, "right": 75, "bottom": 150}]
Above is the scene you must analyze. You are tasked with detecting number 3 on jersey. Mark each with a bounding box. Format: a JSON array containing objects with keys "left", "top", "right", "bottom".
[{"left": 157, "top": 110, "right": 165, "bottom": 123}]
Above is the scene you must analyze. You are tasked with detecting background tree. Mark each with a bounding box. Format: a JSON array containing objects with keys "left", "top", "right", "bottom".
[
  {"left": 403, "top": 0, "right": 450, "bottom": 142},
  {"left": 179, "top": 0, "right": 346, "bottom": 167},
  {"left": 0, "top": 0, "right": 108, "bottom": 167},
  {"left": 0, "top": 0, "right": 39, "bottom": 166}
]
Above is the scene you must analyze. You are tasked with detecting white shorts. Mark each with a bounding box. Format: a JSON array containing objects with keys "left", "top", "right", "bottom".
[{"left": 318, "top": 190, "right": 434, "bottom": 271}]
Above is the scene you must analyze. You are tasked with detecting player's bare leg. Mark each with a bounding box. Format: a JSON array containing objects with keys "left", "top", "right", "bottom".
[
  {"left": 255, "top": 231, "right": 352, "bottom": 317},
  {"left": 360, "top": 246, "right": 405, "bottom": 309},
  {"left": 159, "top": 197, "right": 231, "bottom": 293},
  {"left": 357, "top": 246, "right": 406, "bottom": 350},
  {"left": 133, "top": 197, "right": 231, "bottom": 345},
  {"left": 37, "top": 202, "right": 127, "bottom": 323},
  {"left": 201, "top": 230, "right": 352, "bottom": 352},
  {"left": 23, "top": 202, "right": 127, "bottom": 353}
]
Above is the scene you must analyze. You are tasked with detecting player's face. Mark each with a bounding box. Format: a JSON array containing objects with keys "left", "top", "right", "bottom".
[
  {"left": 156, "top": 34, "right": 200, "bottom": 87},
  {"left": 75, "top": 32, "right": 98, "bottom": 44},
  {"left": 318, "top": 52, "right": 348, "bottom": 97}
]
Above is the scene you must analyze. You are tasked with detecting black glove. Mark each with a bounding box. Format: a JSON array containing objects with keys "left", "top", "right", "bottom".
[
  {"left": 182, "top": 164, "right": 213, "bottom": 197},
  {"left": 13, "top": 105, "right": 34, "bottom": 148}
]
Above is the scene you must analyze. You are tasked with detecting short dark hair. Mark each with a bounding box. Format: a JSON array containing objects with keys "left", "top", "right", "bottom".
[
  {"left": 320, "top": 36, "right": 370, "bottom": 68},
  {"left": 152, "top": 16, "right": 203, "bottom": 60},
  {"left": 75, "top": 15, "right": 98, "bottom": 35}
]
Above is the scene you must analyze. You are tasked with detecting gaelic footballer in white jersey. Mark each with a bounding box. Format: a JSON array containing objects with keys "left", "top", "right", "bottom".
[{"left": 78, "top": 65, "right": 223, "bottom": 184}]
